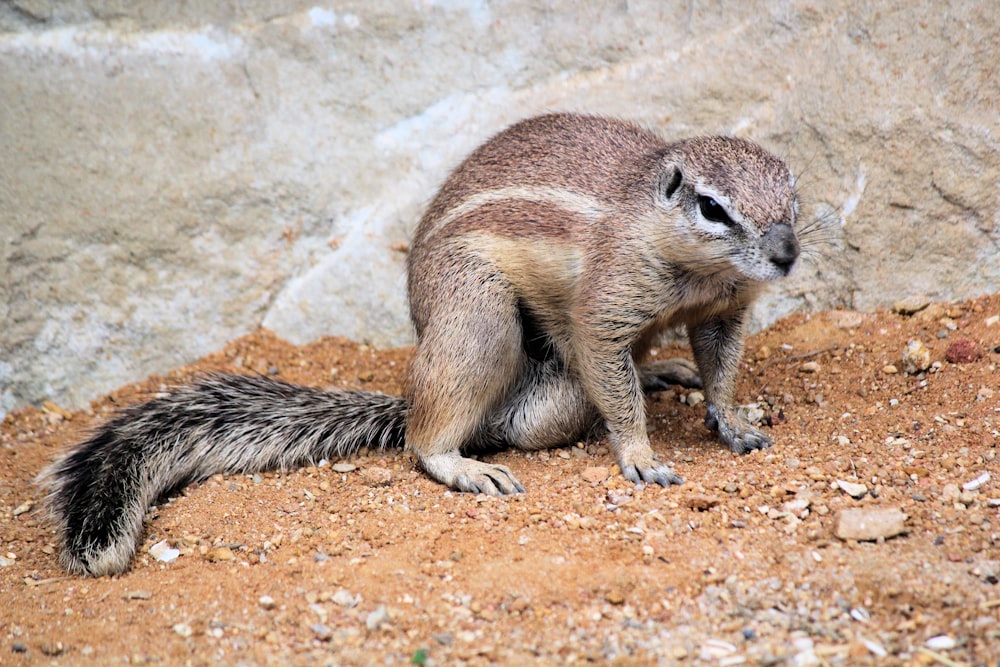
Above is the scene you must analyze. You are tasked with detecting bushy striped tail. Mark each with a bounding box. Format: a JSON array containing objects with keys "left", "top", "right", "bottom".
[{"left": 40, "top": 373, "right": 407, "bottom": 576}]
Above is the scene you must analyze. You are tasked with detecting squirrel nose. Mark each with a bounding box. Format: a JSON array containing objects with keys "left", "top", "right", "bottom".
[{"left": 763, "top": 223, "right": 799, "bottom": 273}]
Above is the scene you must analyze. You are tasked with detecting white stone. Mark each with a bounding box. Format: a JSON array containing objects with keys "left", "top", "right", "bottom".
[
  {"left": 173, "top": 623, "right": 193, "bottom": 638},
  {"left": 963, "top": 472, "right": 990, "bottom": 492},
  {"left": 924, "top": 635, "right": 956, "bottom": 650},
  {"left": 149, "top": 539, "right": 180, "bottom": 563}
]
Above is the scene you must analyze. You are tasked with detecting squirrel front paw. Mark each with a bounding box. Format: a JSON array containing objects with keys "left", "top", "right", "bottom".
[{"left": 705, "top": 404, "right": 772, "bottom": 454}]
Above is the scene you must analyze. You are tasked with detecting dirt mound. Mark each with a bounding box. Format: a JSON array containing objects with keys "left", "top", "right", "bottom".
[{"left": 2, "top": 296, "right": 998, "bottom": 664}]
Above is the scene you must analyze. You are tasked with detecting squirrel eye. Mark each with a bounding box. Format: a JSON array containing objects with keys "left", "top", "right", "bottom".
[{"left": 698, "top": 196, "right": 733, "bottom": 226}]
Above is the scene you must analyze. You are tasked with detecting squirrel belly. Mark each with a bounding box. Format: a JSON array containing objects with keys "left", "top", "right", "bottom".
[{"left": 41, "top": 113, "right": 800, "bottom": 575}]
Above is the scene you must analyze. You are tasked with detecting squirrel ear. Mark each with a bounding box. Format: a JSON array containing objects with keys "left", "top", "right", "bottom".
[{"left": 660, "top": 164, "right": 683, "bottom": 200}]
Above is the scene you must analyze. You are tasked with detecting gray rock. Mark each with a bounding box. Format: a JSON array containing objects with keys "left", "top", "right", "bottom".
[
  {"left": 310, "top": 623, "right": 332, "bottom": 641},
  {"left": 893, "top": 295, "right": 932, "bottom": 316},
  {"left": 2, "top": 1, "right": 998, "bottom": 417}
]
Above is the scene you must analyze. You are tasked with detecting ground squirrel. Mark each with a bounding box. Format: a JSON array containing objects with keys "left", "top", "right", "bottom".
[{"left": 42, "top": 113, "right": 800, "bottom": 575}]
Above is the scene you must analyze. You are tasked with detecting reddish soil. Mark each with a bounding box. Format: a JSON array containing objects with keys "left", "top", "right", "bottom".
[{"left": 2, "top": 295, "right": 999, "bottom": 666}]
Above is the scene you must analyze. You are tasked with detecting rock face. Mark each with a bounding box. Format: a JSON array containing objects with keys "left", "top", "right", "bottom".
[{"left": 2, "top": 1, "right": 998, "bottom": 417}]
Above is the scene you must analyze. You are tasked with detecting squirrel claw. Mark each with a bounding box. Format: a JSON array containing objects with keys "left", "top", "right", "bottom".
[
  {"left": 706, "top": 404, "right": 773, "bottom": 455},
  {"left": 620, "top": 459, "right": 683, "bottom": 487}
]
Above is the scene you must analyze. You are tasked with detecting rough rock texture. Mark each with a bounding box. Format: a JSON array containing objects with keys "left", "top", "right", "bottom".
[{"left": 2, "top": 0, "right": 998, "bottom": 416}]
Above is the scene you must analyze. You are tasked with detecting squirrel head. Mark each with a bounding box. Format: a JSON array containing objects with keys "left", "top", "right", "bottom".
[{"left": 650, "top": 136, "right": 800, "bottom": 283}]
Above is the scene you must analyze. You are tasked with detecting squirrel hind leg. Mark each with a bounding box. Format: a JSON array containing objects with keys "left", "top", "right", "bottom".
[
  {"left": 406, "top": 284, "right": 527, "bottom": 495},
  {"left": 482, "top": 358, "right": 598, "bottom": 452}
]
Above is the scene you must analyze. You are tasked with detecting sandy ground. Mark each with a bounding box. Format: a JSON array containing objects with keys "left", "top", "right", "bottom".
[{"left": 2, "top": 294, "right": 999, "bottom": 666}]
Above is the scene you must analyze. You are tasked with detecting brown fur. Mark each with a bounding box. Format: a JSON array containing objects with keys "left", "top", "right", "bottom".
[{"left": 406, "top": 113, "right": 799, "bottom": 492}]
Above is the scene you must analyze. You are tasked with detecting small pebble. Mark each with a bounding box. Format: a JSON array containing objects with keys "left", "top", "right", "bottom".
[
  {"left": 941, "top": 483, "right": 961, "bottom": 503},
  {"left": 605, "top": 588, "right": 626, "bottom": 605},
  {"left": 850, "top": 607, "right": 870, "bottom": 623},
  {"left": 881, "top": 364, "right": 898, "bottom": 374},
  {"left": 149, "top": 539, "right": 180, "bottom": 563},
  {"left": 902, "top": 340, "right": 931, "bottom": 374},
  {"left": 365, "top": 605, "right": 390, "bottom": 631},
  {"left": 173, "top": 623, "right": 193, "bottom": 638},
  {"left": 205, "top": 547, "right": 236, "bottom": 562},
  {"left": 971, "top": 561, "right": 999, "bottom": 584},
  {"left": 581, "top": 466, "right": 609, "bottom": 484},
  {"left": 699, "top": 638, "right": 736, "bottom": 659},
  {"left": 311, "top": 623, "right": 333, "bottom": 641},
  {"left": 258, "top": 595, "right": 277, "bottom": 610},
  {"left": 683, "top": 494, "right": 721, "bottom": 511},
  {"left": 738, "top": 403, "right": 765, "bottom": 424},
  {"left": 799, "top": 361, "right": 820, "bottom": 374},
  {"left": 686, "top": 391, "right": 705, "bottom": 407},
  {"left": 332, "top": 589, "right": 360, "bottom": 608},
  {"left": 863, "top": 638, "right": 888, "bottom": 657},
  {"left": 783, "top": 497, "right": 812, "bottom": 518},
  {"left": 924, "top": 635, "right": 956, "bottom": 650},
  {"left": 945, "top": 338, "right": 982, "bottom": 364},
  {"left": 834, "top": 508, "right": 907, "bottom": 541},
  {"left": 606, "top": 489, "right": 632, "bottom": 507},
  {"left": 836, "top": 480, "right": 869, "bottom": 499},
  {"left": 893, "top": 295, "right": 930, "bottom": 315},
  {"left": 12, "top": 500, "right": 33, "bottom": 517},
  {"left": 332, "top": 462, "right": 356, "bottom": 473},
  {"left": 40, "top": 643, "right": 65, "bottom": 657},
  {"left": 962, "top": 472, "right": 990, "bottom": 492},
  {"left": 12, "top": 642, "right": 27, "bottom": 653},
  {"left": 792, "top": 637, "right": 816, "bottom": 663},
  {"left": 123, "top": 589, "right": 153, "bottom": 600}
]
